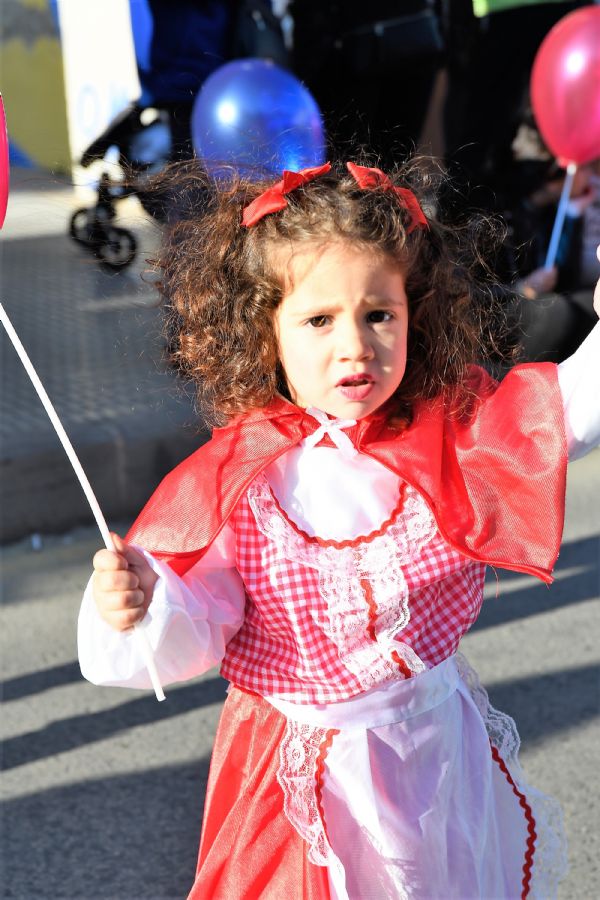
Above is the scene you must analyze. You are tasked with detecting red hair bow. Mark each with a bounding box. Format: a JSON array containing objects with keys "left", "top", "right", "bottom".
[
  {"left": 240, "top": 160, "right": 428, "bottom": 233},
  {"left": 241, "top": 162, "right": 332, "bottom": 227},
  {"left": 346, "top": 162, "right": 428, "bottom": 233}
]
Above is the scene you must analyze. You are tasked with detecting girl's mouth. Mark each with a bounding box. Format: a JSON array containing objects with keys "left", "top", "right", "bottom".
[{"left": 336, "top": 374, "right": 375, "bottom": 400}]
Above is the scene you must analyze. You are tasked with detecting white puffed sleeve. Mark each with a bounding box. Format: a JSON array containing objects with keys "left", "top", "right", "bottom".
[
  {"left": 558, "top": 320, "right": 600, "bottom": 461},
  {"left": 77, "top": 524, "right": 245, "bottom": 689}
]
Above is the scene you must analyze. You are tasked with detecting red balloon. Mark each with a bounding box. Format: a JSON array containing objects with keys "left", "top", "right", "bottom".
[
  {"left": 0, "top": 94, "right": 8, "bottom": 229},
  {"left": 531, "top": 5, "right": 600, "bottom": 166}
]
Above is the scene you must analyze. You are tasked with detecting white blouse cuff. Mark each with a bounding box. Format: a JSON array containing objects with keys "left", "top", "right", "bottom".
[
  {"left": 558, "top": 320, "right": 600, "bottom": 461},
  {"left": 78, "top": 548, "right": 245, "bottom": 690}
]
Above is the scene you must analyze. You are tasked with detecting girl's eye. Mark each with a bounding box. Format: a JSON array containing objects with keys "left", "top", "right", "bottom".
[
  {"left": 367, "top": 310, "right": 393, "bottom": 324},
  {"left": 307, "top": 315, "right": 330, "bottom": 328}
]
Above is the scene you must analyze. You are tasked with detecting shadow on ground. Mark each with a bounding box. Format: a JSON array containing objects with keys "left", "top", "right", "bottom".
[
  {"left": 478, "top": 534, "right": 599, "bottom": 630},
  {"left": 1, "top": 759, "right": 209, "bottom": 900},
  {"left": 1, "top": 675, "right": 227, "bottom": 771}
]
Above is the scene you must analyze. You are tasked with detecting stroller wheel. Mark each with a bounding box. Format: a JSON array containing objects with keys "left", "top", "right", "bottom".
[
  {"left": 97, "top": 226, "right": 137, "bottom": 269},
  {"left": 69, "top": 207, "right": 93, "bottom": 245}
]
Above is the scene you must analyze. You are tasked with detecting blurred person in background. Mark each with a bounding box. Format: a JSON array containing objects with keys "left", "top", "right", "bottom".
[
  {"left": 513, "top": 152, "right": 600, "bottom": 362},
  {"left": 441, "top": 0, "right": 585, "bottom": 216},
  {"left": 133, "top": 0, "right": 289, "bottom": 159},
  {"left": 291, "top": 1, "right": 445, "bottom": 166}
]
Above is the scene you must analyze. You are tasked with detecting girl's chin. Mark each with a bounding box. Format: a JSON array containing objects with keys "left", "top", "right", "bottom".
[{"left": 301, "top": 397, "right": 383, "bottom": 421}]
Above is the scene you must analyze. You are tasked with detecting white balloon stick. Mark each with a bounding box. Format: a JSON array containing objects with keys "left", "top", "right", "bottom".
[{"left": 0, "top": 302, "right": 166, "bottom": 702}]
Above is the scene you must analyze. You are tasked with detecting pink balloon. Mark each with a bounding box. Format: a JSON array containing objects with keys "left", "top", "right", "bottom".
[
  {"left": 531, "top": 5, "right": 600, "bottom": 166},
  {"left": 0, "top": 94, "right": 8, "bottom": 229}
]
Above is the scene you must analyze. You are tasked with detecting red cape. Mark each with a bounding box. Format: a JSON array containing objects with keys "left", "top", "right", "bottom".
[{"left": 127, "top": 363, "right": 567, "bottom": 583}]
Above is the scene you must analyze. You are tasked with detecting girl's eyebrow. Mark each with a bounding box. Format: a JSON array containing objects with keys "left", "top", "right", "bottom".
[
  {"left": 363, "top": 295, "right": 407, "bottom": 307},
  {"left": 290, "top": 295, "right": 406, "bottom": 317}
]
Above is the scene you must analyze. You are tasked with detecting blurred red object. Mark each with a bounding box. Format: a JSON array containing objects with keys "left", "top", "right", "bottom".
[{"left": 0, "top": 94, "right": 8, "bottom": 229}]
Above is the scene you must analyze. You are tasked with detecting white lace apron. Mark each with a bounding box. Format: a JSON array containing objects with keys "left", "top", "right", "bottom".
[{"left": 268, "top": 655, "right": 568, "bottom": 900}]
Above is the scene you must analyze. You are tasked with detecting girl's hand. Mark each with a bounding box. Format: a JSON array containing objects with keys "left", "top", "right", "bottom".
[
  {"left": 517, "top": 265, "right": 558, "bottom": 300},
  {"left": 92, "top": 533, "right": 158, "bottom": 631}
]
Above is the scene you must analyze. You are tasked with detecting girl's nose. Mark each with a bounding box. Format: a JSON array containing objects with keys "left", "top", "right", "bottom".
[{"left": 337, "top": 322, "right": 374, "bottom": 361}]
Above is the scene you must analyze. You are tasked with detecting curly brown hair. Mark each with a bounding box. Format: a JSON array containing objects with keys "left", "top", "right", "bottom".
[{"left": 153, "top": 156, "right": 511, "bottom": 426}]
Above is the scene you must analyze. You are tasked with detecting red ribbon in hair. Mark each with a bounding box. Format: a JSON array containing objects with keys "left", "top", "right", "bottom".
[
  {"left": 241, "top": 163, "right": 332, "bottom": 227},
  {"left": 241, "top": 160, "right": 428, "bottom": 233},
  {"left": 346, "top": 162, "right": 428, "bottom": 233}
]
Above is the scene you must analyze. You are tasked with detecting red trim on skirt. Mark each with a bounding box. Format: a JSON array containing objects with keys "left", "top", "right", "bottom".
[
  {"left": 188, "top": 686, "right": 331, "bottom": 900},
  {"left": 491, "top": 744, "right": 537, "bottom": 899}
]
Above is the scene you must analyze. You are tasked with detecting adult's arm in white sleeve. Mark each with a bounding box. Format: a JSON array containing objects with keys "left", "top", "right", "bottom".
[
  {"left": 78, "top": 525, "right": 245, "bottom": 689},
  {"left": 558, "top": 320, "right": 600, "bottom": 461}
]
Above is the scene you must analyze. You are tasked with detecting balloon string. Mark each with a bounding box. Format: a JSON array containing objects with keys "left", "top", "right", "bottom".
[
  {"left": 544, "top": 162, "right": 577, "bottom": 270},
  {"left": 0, "top": 302, "right": 166, "bottom": 702}
]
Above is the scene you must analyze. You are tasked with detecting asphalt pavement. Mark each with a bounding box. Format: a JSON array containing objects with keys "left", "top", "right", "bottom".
[
  {"left": 1, "top": 169, "right": 599, "bottom": 899},
  {"left": 0, "top": 167, "right": 207, "bottom": 544}
]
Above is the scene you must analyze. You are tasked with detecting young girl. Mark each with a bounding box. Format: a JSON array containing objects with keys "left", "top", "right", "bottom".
[{"left": 78, "top": 159, "right": 600, "bottom": 899}]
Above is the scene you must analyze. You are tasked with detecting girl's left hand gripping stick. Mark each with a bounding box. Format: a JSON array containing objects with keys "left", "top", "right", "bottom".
[{"left": 0, "top": 97, "right": 164, "bottom": 700}]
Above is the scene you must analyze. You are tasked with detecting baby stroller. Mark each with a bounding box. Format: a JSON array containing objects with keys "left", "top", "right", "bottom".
[
  {"left": 68, "top": 0, "right": 290, "bottom": 269},
  {"left": 69, "top": 102, "right": 179, "bottom": 269}
]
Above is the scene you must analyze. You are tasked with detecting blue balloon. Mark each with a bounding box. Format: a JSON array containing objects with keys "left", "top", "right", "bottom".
[{"left": 191, "top": 59, "right": 326, "bottom": 177}]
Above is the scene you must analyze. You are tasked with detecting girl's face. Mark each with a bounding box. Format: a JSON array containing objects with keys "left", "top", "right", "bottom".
[{"left": 274, "top": 242, "right": 409, "bottom": 420}]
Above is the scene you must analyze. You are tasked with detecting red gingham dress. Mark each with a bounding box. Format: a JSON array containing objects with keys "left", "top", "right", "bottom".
[
  {"left": 220, "top": 471, "right": 486, "bottom": 703},
  {"left": 193, "top": 467, "right": 566, "bottom": 899}
]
